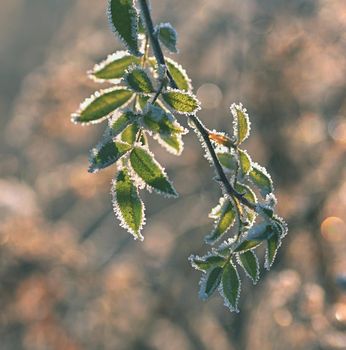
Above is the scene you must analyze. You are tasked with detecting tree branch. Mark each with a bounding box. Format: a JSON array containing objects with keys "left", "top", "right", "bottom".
[{"left": 138, "top": 0, "right": 256, "bottom": 212}]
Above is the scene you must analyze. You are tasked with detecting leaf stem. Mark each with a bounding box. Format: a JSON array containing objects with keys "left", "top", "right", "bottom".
[{"left": 138, "top": 0, "right": 256, "bottom": 212}]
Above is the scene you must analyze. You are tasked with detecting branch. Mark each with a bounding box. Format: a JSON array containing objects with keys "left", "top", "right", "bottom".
[{"left": 138, "top": 0, "right": 256, "bottom": 212}]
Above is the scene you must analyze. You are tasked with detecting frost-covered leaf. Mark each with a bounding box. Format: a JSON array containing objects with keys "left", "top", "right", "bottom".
[
  {"left": 237, "top": 250, "right": 259, "bottom": 284},
  {"left": 199, "top": 266, "right": 223, "bottom": 300},
  {"left": 234, "top": 239, "right": 262, "bottom": 253},
  {"left": 108, "top": 0, "right": 141, "bottom": 56},
  {"left": 166, "top": 58, "right": 192, "bottom": 91},
  {"left": 71, "top": 87, "right": 133, "bottom": 125},
  {"left": 156, "top": 133, "right": 184, "bottom": 156},
  {"left": 220, "top": 261, "right": 240, "bottom": 312},
  {"left": 205, "top": 197, "right": 236, "bottom": 245},
  {"left": 247, "top": 222, "right": 273, "bottom": 241},
  {"left": 189, "top": 254, "right": 226, "bottom": 272},
  {"left": 124, "top": 66, "right": 155, "bottom": 93},
  {"left": 141, "top": 105, "right": 186, "bottom": 135},
  {"left": 230, "top": 102, "right": 251, "bottom": 145},
  {"left": 271, "top": 215, "right": 288, "bottom": 238},
  {"left": 112, "top": 168, "right": 144, "bottom": 240},
  {"left": 265, "top": 233, "right": 281, "bottom": 270},
  {"left": 234, "top": 183, "right": 257, "bottom": 206},
  {"left": 155, "top": 22, "right": 178, "bottom": 53},
  {"left": 130, "top": 146, "right": 178, "bottom": 197},
  {"left": 235, "top": 183, "right": 257, "bottom": 223},
  {"left": 248, "top": 162, "right": 273, "bottom": 197},
  {"left": 217, "top": 151, "right": 237, "bottom": 171},
  {"left": 209, "top": 132, "right": 233, "bottom": 148},
  {"left": 88, "top": 140, "right": 132, "bottom": 173},
  {"left": 162, "top": 89, "right": 200, "bottom": 114},
  {"left": 88, "top": 51, "right": 140, "bottom": 83},
  {"left": 238, "top": 149, "right": 252, "bottom": 176},
  {"left": 121, "top": 123, "right": 139, "bottom": 144},
  {"left": 109, "top": 110, "right": 137, "bottom": 137}
]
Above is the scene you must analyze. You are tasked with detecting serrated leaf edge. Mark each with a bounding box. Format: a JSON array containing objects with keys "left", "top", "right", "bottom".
[{"left": 71, "top": 86, "right": 134, "bottom": 126}]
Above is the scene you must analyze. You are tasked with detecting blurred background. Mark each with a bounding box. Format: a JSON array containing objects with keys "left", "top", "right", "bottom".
[{"left": 0, "top": 0, "right": 346, "bottom": 349}]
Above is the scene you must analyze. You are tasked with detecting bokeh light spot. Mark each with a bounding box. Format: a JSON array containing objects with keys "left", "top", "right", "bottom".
[
  {"left": 196, "top": 83, "right": 223, "bottom": 109},
  {"left": 320, "top": 216, "right": 345, "bottom": 242}
]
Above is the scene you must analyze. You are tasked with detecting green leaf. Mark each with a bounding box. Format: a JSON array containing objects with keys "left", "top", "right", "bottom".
[
  {"left": 162, "top": 89, "right": 200, "bottom": 114},
  {"left": 141, "top": 105, "right": 186, "bottom": 155},
  {"left": 265, "top": 232, "right": 281, "bottom": 270},
  {"left": 166, "top": 58, "right": 192, "bottom": 91},
  {"left": 141, "top": 105, "right": 186, "bottom": 135},
  {"left": 108, "top": 0, "right": 141, "bottom": 56},
  {"left": 230, "top": 102, "right": 251, "bottom": 145},
  {"left": 234, "top": 239, "right": 262, "bottom": 253},
  {"left": 234, "top": 183, "right": 257, "bottom": 223},
  {"left": 124, "top": 66, "right": 155, "bottom": 93},
  {"left": 248, "top": 162, "right": 273, "bottom": 197},
  {"left": 199, "top": 266, "right": 223, "bottom": 299},
  {"left": 130, "top": 146, "right": 178, "bottom": 197},
  {"left": 155, "top": 22, "right": 178, "bottom": 53},
  {"left": 217, "top": 151, "right": 237, "bottom": 170},
  {"left": 189, "top": 254, "right": 226, "bottom": 272},
  {"left": 112, "top": 168, "right": 144, "bottom": 240},
  {"left": 205, "top": 197, "right": 236, "bottom": 245},
  {"left": 247, "top": 222, "right": 273, "bottom": 241},
  {"left": 221, "top": 261, "right": 241, "bottom": 312},
  {"left": 88, "top": 140, "right": 132, "bottom": 173},
  {"left": 121, "top": 123, "right": 139, "bottom": 144},
  {"left": 71, "top": 87, "right": 133, "bottom": 125},
  {"left": 156, "top": 133, "right": 184, "bottom": 155},
  {"left": 109, "top": 110, "right": 137, "bottom": 137},
  {"left": 238, "top": 149, "right": 252, "bottom": 176},
  {"left": 88, "top": 51, "right": 140, "bottom": 83},
  {"left": 238, "top": 250, "right": 259, "bottom": 284}
]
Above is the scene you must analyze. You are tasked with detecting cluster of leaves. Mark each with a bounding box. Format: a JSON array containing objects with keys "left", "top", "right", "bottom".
[{"left": 72, "top": 0, "right": 287, "bottom": 312}]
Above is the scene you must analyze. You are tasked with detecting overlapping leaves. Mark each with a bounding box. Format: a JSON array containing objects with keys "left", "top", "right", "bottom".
[{"left": 73, "top": 0, "right": 287, "bottom": 314}]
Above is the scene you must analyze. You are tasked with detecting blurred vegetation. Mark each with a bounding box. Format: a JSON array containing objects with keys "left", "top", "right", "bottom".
[{"left": 0, "top": 0, "right": 345, "bottom": 349}]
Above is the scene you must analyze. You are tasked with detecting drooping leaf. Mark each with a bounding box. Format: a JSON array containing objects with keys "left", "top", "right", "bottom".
[
  {"left": 124, "top": 66, "right": 155, "bottom": 93},
  {"left": 166, "top": 57, "right": 192, "bottom": 91},
  {"left": 88, "top": 140, "right": 132, "bottom": 173},
  {"left": 130, "top": 146, "right": 178, "bottom": 197},
  {"left": 205, "top": 197, "right": 236, "bottom": 245},
  {"left": 265, "top": 231, "right": 281, "bottom": 270},
  {"left": 88, "top": 51, "right": 140, "bottom": 83},
  {"left": 121, "top": 123, "right": 139, "bottom": 144},
  {"left": 230, "top": 102, "right": 251, "bottom": 145},
  {"left": 238, "top": 149, "right": 252, "bottom": 176},
  {"left": 112, "top": 168, "right": 144, "bottom": 240},
  {"left": 248, "top": 162, "right": 273, "bottom": 197},
  {"left": 71, "top": 87, "right": 133, "bottom": 125},
  {"left": 189, "top": 254, "right": 226, "bottom": 272},
  {"left": 162, "top": 89, "right": 200, "bottom": 114},
  {"left": 221, "top": 261, "right": 241, "bottom": 312},
  {"left": 234, "top": 239, "right": 262, "bottom": 253},
  {"left": 107, "top": 0, "right": 141, "bottom": 56},
  {"left": 199, "top": 266, "right": 223, "bottom": 299},
  {"left": 237, "top": 250, "right": 259, "bottom": 284},
  {"left": 109, "top": 110, "right": 137, "bottom": 137},
  {"left": 155, "top": 22, "right": 178, "bottom": 53}
]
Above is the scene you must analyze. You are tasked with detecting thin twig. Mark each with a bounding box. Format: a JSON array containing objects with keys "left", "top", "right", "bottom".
[{"left": 138, "top": 0, "right": 256, "bottom": 212}]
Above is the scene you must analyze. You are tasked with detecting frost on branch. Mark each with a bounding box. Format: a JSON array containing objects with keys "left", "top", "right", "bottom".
[{"left": 71, "top": 0, "right": 287, "bottom": 315}]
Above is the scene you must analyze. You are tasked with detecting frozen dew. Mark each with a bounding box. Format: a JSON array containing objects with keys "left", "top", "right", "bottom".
[{"left": 196, "top": 83, "right": 223, "bottom": 109}]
